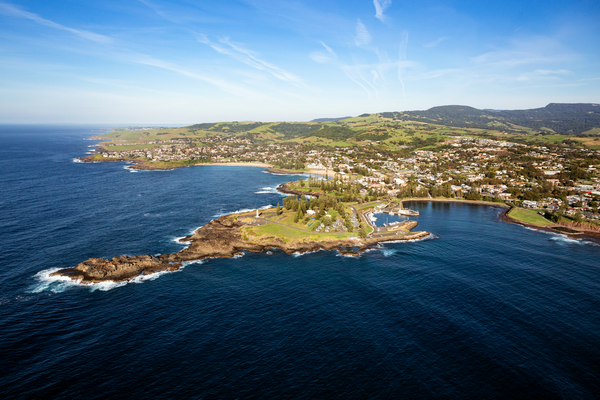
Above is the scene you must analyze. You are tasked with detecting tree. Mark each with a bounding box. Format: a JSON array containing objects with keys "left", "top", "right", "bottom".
[
  {"left": 276, "top": 203, "right": 281, "bottom": 215},
  {"left": 359, "top": 224, "right": 367, "bottom": 238}
]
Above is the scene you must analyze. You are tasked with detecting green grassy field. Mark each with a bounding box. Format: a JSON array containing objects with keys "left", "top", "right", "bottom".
[
  {"left": 248, "top": 222, "right": 354, "bottom": 240},
  {"left": 508, "top": 208, "right": 554, "bottom": 226},
  {"left": 90, "top": 115, "right": 600, "bottom": 151}
]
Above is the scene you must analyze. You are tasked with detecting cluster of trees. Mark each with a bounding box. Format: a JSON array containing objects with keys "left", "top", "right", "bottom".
[
  {"left": 309, "top": 126, "right": 359, "bottom": 141},
  {"left": 306, "top": 177, "right": 362, "bottom": 201},
  {"left": 352, "top": 165, "right": 372, "bottom": 176},
  {"left": 396, "top": 182, "right": 429, "bottom": 199},
  {"left": 386, "top": 103, "right": 600, "bottom": 135},
  {"left": 273, "top": 157, "right": 306, "bottom": 170},
  {"left": 356, "top": 130, "right": 391, "bottom": 141},
  {"left": 187, "top": 123, "right": 215, "bottom": 131},
  {"left": 281, "top": 194, "right": 356, "bottom": 231},
  {"left": 270, "top": 123, "right": 321, "bottom": 139},
  {"left": 212, "top": 122, "right": 266, "bottom": 133}
]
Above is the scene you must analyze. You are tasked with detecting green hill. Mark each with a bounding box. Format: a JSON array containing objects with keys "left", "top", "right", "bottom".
[{"left": 383, "top": 103, "right": 600, "bottom": 134}]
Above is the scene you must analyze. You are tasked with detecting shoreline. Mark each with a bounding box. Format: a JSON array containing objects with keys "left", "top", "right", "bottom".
[
  {"left": 52, "top": 209, "right": 429, "bottom": 284},
  {"left": 400, "top": 197, "right": 510, "bottom": 208},
  {"left": 78, "top": 152, "right": 338, "bottom": 178},
  {"left": 402, "top": 198, "right": 600, "bottom": 240},
  {"left": 500, "top": 208, "right": 600, "bottom": 240}
]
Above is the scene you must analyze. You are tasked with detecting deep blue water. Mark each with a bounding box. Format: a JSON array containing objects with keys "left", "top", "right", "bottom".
[{"left": 1, "top": 125, "right": 600, "bottom": 399}]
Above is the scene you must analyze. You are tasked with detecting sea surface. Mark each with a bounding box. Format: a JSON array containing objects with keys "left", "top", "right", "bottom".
[{"left": 1, "top": 125, "right": 600, "bottom": 399}]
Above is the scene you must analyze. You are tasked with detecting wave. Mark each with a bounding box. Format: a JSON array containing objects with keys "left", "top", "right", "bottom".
[
  {"left": 521, "top": 226, "right": 598, "bottom": 246},
  {"left": 382, "top": 233, "right": 439, "bottom": 244},
  {"left": 262, "top": 171, "right": 309, "bottom": 177},
  {"left": 72, "top": 158, "right": 83, "bottom": 163},
  {"left": 380, "top": 248, "right": 398, "bottom": 257},
  {"left": 336, "top": 253, "right": 360, "bottom": 258},
  {"left": 255, "top": 186, "right": 286, "bottom": 195},
  {"left": 292, "top": 249, "right": 324, "bottom": 257},
  {"left": 212, "top": 204, "right": 273, "bottom": 218},
  {"left": 29, "top": 268, "right": 83, "bottom": 294},
  {"left": 549, "top": 235, "right": 598, "bottom": 246},
  {"left": 29, "top": 261, "right": 205, "bottom": 293},
  {"left": 174, "top": 236, "right": 192, "bottom": 245}
]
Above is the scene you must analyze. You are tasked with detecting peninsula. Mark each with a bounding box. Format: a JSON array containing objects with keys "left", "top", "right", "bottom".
[
  {"left": 62, "top": 104, "right": 600, "bottom": 283},
  {"left": 52, "top": 195, "right": 429, "bottom": 283}
]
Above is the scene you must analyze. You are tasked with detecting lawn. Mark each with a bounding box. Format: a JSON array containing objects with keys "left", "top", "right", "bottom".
[
  {"left": 249, "top": 223, "right": 354, "bottom": 241},
  {"left": 508, "top": 208, "right": 554, "bottom": 226}
]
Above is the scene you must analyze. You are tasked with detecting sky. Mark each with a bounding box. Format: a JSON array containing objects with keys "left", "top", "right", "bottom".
[{"left": 0, "top": 0, "right": 599, "bottom": 124}]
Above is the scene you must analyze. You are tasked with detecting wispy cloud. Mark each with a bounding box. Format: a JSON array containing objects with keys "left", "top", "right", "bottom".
[
  {"left": 355, "top": 19, "right": 372, "bottom": 47},
  {"left": 471, "top": 37, "right": 578, "bottom": 67},
  {"left": 424, "top": 36, "right": 449, "bottom": 48},
  {"left": 134, "top": 55, "right": 264, "bottom": 98},
  {"left": 0, "top": 2, "right": 112, "bottom": 44},
  {"left": 309, "top": 41, "right": 338, "bottom": 64},
  {"left": 516, "top": 69, "right": 572, "bottom": 81},
  {"left": 194, "top": 32, "right": 304, "bottom": 86},
  {"left": 138, "top": 0, "right": 224, "bottom": 25},
  {"left": 373, "top": 0, "right": 392, "bottom": 22},
  {"left": 535, "top": 69, "right": 571, "bottom": 75},
  {"left": 309, "top": 37, "right": 416, "bottom": 100}
]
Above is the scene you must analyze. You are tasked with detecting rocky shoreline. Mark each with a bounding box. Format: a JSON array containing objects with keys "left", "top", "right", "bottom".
[
  {"left": 276, "top": 182, "right": 322, "bottom": 198},
  {"left": 499, "top": 208, "right": 600, "bottom": 240},
  {"left": 52, "top": 215, "right": 429, "bottom": 284}
]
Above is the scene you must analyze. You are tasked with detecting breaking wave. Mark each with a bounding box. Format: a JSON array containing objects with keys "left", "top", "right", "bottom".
[
  {"left": 255, "top": 186, "right": 286, "bottom": 195},
  {"left": 29, "top": 261, "right": 205, "bottom": 293},
  {"left": 212, "top": 204, "right": 273, "bottom": 218}
]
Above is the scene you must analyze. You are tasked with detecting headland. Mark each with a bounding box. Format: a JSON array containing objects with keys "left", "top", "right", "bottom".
[{"left": 52, "top": 200, "right": 429, "bottom": 284}]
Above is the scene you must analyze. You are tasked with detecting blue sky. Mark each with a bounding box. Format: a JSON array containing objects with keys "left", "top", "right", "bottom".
[{"left": 1, "top": 0, "right": 599, "bottom": 123}]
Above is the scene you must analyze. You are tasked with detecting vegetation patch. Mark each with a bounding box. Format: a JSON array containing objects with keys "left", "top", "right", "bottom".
[{"left": 509, "top": 208, "right": 555, "bottom": 226}]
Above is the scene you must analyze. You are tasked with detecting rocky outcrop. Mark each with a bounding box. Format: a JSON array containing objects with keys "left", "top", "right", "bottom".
[
  {"left": 53, "top": 216, "right": 429, "bottom": 284},
  {"left": 53, "top": 255, "right": 181, "bottom": 283},
  {"left": 276, "top": 183, "right": 322, "bottom": 198}
]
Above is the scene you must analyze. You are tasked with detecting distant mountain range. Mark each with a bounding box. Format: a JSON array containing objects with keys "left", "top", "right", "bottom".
[
  {"left": 177, "top": 103, "right": 600, "bottom": 144},
  {"left": 380, "top": 103, "right": 600, "bottom": 135},
  {"left": 310, "top": 116, "right": 352, "bottom": 122}
]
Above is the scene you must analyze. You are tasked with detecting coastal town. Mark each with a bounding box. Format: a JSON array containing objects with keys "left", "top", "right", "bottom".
[{"left": 87, "top": 127, "right": 600, "bottom": 227}]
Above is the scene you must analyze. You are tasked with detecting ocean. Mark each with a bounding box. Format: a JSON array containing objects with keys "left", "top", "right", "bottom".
[{"left": 1, "top": 125, "right": 599, "bottom": 398}]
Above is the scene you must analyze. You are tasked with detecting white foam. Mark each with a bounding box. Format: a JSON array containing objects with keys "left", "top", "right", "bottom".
[
  {"left": 255, "top": 186, "right": 286, "bottom": 195},
  {"left": 382, "top": 233, "right": 439, "bottom": 244},
  {"left": 29, "top": 261, "right": 204, "bottom": 293},
  {"left": 72, "top": 158, "right": 83, "bottom": 163},
  {"left": 29, "top": 268, "right": 83, "bottom": 293},
  {"left": 174, "top": 236, "right": 191, "bottom": 245},
  {"left": 380, "top": 248, "right": 398, "bottom": 257},
  {"left": 549, "top": 235, "right": 598, "bottom": 246},
  {"left": 88, "top": 280, "right": 128, "bottom": 292},
  {"left": 292, "top": 249, "right": 324, "bottom": 257},
  {"left": 520, "top": 226, "right": 598, "bottom": 246},
  {"left": 336, "top": 253, "right": 360, "bottom": 258},
  {"left": 262, "top": 171, "right": 309, "bottom": 177},
  {"left": 212, "top": 204, "right": 273, "bottom": 218}
]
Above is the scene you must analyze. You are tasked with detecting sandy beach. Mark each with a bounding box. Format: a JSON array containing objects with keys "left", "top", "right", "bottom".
[{"left": 203, "top": 162, "right": 272, "bottom": 168}]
